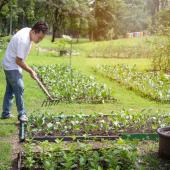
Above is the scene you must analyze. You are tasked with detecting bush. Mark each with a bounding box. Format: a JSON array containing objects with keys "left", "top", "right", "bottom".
[
  {"left": 0, "top": 36, "right": 10, "bottom": 50},
  {"left": 150, "top": 37, "right": 170, "bottom": 73}
]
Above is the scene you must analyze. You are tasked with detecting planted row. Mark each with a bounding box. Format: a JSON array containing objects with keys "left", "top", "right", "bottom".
[
  {"left": 88, "top": 40, "right": 151, "bottom": 59},
  {"left": 21, "top": 139, "right": 137, "bottom": 170},
  {"left": 27, "top": 111, "right": 170, "bottom": 137},
  {"left": 94, "top": 64, "right": 170, "bottom": 102},
  {"left": 33, "top": 64, "right": 114, "bottom": 103}
]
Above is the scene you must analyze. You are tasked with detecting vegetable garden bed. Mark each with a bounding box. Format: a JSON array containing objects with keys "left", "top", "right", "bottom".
[
  {"left": 18, "top": 140, "right": 170, "bottom": 170},
  {"left": 94, "top": 64, "right": 170, "bottom": 102},
  {"left": 24, "top": 111, "right": 170, "bottom": 141},
  {"left": 17, "top": 140, "right": 138, "bottom": 170},
  {"left": 17, "top": 111, "right": 170, "bottom": 169},
  {"left": 33, "top": 65, "right": 115, "bottom": 104}
]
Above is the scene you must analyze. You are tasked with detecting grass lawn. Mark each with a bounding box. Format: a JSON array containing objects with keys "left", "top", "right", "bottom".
[
  {"left": 0, "top": 141, "right": 11, "bottom": 170},
  {"left": 0, "top": 36, "right": 169, "bottom": 169}
]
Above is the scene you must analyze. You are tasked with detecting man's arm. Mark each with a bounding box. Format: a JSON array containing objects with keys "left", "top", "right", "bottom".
[{"left": 16, "top": 57, "right": 37, "bottom": 79}]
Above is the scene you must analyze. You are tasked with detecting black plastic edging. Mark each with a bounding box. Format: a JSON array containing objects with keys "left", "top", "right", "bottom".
[{"left": 33, "top": 135, "right": 119, "bottom": 142}]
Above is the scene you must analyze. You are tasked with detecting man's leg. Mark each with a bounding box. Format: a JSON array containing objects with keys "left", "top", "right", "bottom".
[
  {"left": 3, "top": 70, "right": 27, "bottom": 121},
  {"left": 12, "top": 71, "right": 27, "bottom": 120},
  {"left": 1, "top": 76, "right": 14, "bottom": 118}
]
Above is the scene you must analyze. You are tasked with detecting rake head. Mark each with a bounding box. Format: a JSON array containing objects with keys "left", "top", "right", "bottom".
[{"left": 41, "top": 99, "right": 60, "bottom": 107}]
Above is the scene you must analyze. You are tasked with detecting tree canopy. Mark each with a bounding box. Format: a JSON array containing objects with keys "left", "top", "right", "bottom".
[{"left": 0, "top": 0, "right": 169, "bottom": 40}]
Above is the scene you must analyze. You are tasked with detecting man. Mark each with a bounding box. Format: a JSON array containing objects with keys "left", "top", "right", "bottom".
[{"left": 1, "top": 21, "right": 48, "bottom": 122}]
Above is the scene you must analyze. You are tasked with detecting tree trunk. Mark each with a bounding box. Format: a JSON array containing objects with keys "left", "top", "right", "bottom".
[
  {"left": 52, "top": 24, "right": 57, "bottom": 42},
  {"left": 160, "top": 0, "right": 168, "bottom": 9},
  {"left": 151, "top": 0, "right": 160, "bottom": 26}
]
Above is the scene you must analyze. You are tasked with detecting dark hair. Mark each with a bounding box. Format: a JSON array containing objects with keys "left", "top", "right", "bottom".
[{"left": 32, "top": 21, "right": 48, "bottom": 34}]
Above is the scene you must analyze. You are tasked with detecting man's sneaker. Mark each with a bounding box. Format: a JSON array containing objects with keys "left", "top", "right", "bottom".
[
  {"left": 1, "top": 114, "right": 14, "bottom": 119},
  {"left": 19, "top": 115, "right": 28, "bottom": 122}
]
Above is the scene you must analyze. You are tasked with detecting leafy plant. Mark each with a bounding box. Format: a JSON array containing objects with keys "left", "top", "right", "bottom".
[
  {"left": 22, "top": 140, "right": 138, "bottom": 170},
  {"left": 94, "top": 64, "right": 170, "bottom": 102},
  {"left": 33, "top": 64, "right": 115, "bottom": 103},
  {"left": 27, "top": 110, "right": 170, "bottom": 137}
]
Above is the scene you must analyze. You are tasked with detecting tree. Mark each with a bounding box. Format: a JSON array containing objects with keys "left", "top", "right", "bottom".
[
  {"left": 45, "top": 0, "right": 90, "bottom": 42},
  {"left": 89, "top": 0, "right": 124, "bottom": 40},
  {"left": 122, "top": 0, "right": 150, "bottom": 33},
  {"left": 0, "top": 0, "right": 9, "bottom": 11},
  {"left": 17, "top": 0, "right": 36, "bottom": 28}
]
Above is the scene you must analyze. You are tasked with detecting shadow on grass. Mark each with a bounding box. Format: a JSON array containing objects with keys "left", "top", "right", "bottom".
[{"left": 139, "top": 151, "right": 170, "bottom": 169}]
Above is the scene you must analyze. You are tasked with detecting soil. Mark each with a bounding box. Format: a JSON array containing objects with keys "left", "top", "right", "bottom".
[
  {"left": 10, "top": 134, "right": 21, "bottom": 170},
  {"left": 10, "top": 124, "right": 22, "bottom": 170},
  {"left": 30, "top": 128, "right": 154, "bottom": 137}
]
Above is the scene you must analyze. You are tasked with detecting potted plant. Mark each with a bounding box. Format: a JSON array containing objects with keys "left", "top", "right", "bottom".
[{"left": 58, "top": 35, "right": 72, "bottom": 56}]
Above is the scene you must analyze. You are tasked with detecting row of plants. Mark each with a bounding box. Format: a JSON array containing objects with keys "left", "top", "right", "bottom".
[
  {"left": 33, "top": 64, "right": 115, "bottom": 103},
  {"left": 21, "top": 139, "right": 170, "bottom": 170},
  {"left": 94, "top": 64, "right": 170, "bottom": 102},
  {"left": 88, "top": 41, "right": 151, "bottom": 58},
  {"left": 21, "top": 139, "right": 138, "bottom": 170},
  {"left": 27, "top": 110, "right": 170, "bottom": 137}
]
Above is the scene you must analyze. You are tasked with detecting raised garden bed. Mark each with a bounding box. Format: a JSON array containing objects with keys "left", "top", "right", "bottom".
[
  {"left": 17, "top": 140, "right": 138, "bottom": 170},
  {"left": 27, "top": 111, "right": 169, "bottom": 137},
  {"left": 18, "top": 140, "right": 170, "bottom": 170},
  {"left": 18, "top": 111, "right": 170, "bottom": 142}
]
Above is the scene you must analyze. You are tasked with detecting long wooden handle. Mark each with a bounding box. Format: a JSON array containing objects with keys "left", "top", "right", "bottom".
[{"left": 35, "top": 76, "right": 53, "bottom": 100}]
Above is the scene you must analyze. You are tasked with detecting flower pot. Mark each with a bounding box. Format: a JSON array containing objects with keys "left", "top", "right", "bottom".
[{"left": 157, "top": 126, "right": 170, "bottom": 159}]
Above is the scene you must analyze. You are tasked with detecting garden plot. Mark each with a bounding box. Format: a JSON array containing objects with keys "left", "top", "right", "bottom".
[
  {"left": 18, "top": 139, "right": 170, "bottom": 170},
  {"left": 94, "top": 64, "right": 170, "bottom": 102},
  {"left": 26, "top": 111, "right": 170, "bottom": 140},
  {"left": 33, "top": 65, "right": 115, "bottom": 104},
  {"left": 18, "top": 111, "right": 170, "bottom": 169},
  {"left": 18, "top": 139, "right": 138, "bottom": 170},
  {"left": 88, "top": 40, "right": 151, "bottom": 59}
]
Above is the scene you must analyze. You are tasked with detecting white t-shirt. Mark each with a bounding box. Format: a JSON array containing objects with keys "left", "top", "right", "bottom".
[{"left": 2, "top": 27, "right": 32, "bottom": 72}]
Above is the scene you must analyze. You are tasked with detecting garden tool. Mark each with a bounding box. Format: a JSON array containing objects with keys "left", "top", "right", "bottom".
[
  {"left": 34, "top": 76, "right": 60, "bottom": 106},
  {"left": 19, "top": 121, "right": 25, "bottom": 142}
]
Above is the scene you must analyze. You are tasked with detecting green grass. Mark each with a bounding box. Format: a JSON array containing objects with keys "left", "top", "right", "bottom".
[
  {"left": 0, "top": 142, "right": 11, "bottom": 170},
  {"left": 0, "top": 36, "right": 169, "bottom": 169}
]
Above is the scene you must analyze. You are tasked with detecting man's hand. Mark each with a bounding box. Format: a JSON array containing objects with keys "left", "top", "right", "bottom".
[
  {"left": 29, "top": 70, "right": 37, "bottom": 80},
  {"left": 16, "top": 57, "right": 37, "bottom": 79}
]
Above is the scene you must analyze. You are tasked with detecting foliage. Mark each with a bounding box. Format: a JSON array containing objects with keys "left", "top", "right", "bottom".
[
  {"left": 156, "top": 9, "right": 170, "bottom": 35},
  {"left": 56, "top": 35, "right": 72, "bottom": 52},
  {"left": 33, "top": 64, "right": 114, "bottom": 103},
  {"left": 0, "top": 36, "right": 10, "bottom": 50},
  {"left": 27, "top": 110, "right": 170, "bottom": 137},
  {"left": 122, "top": 0, "right": 151, "bottom": 33},
  {"left": 45, "top": 0, "right": 90, "bottom": 42},
  {"left": 88, "top": 40, "right": 152, "bottom": 58},
  {"left": 22, "top": 140, "right": 137, "bottom": 170},
  {"left": 89, "top": 0, "right": 125, "bottom": 40},
  {"left": 0, "top": 0, "right": 163, "bottom": 39},
  {"left": 148, "top": 36, "right": 170, "bottom": 72},
  {"left": 94, "top": 64, "right": 170, "bottom": 102}
]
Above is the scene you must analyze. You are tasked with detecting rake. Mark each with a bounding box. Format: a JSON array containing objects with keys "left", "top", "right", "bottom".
[{"left": 35, "top": 76, "right": 60, "bottom": 106}]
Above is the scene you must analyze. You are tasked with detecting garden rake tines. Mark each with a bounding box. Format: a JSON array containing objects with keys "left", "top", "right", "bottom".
[{"left": 35, "top": 76, "right": 60, "bottom": 106}]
